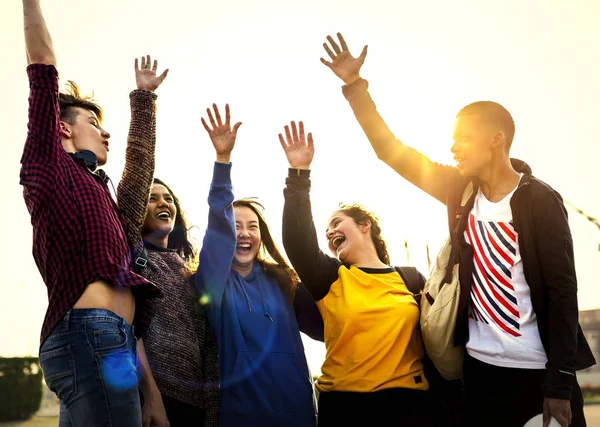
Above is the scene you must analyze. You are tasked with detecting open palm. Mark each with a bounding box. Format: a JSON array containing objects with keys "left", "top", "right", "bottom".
[
  {"left": 201, "top": 104, "right": 242, "bottom": 156},
  {"left": 135, "top": 55, "right": 169, "bottom": 92},
  {"left": 278, "top": 121, "right": 314, "bottom": 169},
  {"left": 320, "top": 32, "right": 367, "bottom": 85}
]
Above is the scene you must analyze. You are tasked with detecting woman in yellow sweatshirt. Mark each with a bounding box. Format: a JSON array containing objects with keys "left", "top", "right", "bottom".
[{"left": 278, "top": 121, "right": 432, "bottom": 427}]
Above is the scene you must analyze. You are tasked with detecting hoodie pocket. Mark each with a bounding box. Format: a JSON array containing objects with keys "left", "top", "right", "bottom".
[{"left": 223, "top": 351, "right": 312, "bottom": 416}]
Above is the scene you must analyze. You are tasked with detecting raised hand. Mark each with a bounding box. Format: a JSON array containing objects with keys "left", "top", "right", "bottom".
[
  {"left": 135, "top": 55, "right": 169, "bottom": 92},
  {"left": 201, "top": 104, "right": 242, "bottom": 163},
  {"left": 320, "top": 32, "right": 367, "bottom": 85},
  {"left": 278, "top": 121, "right": 314, "bottom": 170}
]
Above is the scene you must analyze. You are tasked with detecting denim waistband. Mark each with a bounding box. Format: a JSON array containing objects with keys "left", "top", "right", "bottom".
[{"left": 59, "top": 308, "right": 135, "bottom": 335}]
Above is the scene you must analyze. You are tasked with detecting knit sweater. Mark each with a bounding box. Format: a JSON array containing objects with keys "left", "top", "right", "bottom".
[{"left": 116, "top": 90, "right": 219, "bottom": 426}]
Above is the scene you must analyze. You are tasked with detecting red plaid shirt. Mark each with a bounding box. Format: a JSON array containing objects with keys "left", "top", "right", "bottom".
[{"left": 20, "top": 64, "right": 161, "bottom": 344}]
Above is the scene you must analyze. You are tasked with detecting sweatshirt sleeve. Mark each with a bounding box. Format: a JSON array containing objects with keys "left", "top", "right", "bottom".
[
  {"left": 116, "top": 89, "right": 158, "bottom": 254},
  {"left": 282, "top": 168, "right": 341, "bottom": 301},
  {"left": 196, "top": 162, "right": 236, "bottom": 326},
  {"left": 293, "top": 282, "right": 325, "bottom": 342},
  {"left": 342, "top": 78, "right": 461, "bottom": 204}
]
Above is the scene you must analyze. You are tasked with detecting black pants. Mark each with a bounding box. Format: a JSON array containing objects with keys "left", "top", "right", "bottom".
[
  {"left": 317, "top": 388, "right": 433, "bottom": 427},
  {"left": 424, "top": 356, "right": 466, "bottom": 427},
  {"left": 140, "top": 392, "right": 206, "bottom": 427},
  {"left": 464, "top": 355, "right": 586, "bottom": 427}
]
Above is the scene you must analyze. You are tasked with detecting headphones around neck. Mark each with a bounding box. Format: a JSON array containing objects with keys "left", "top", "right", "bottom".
[{"left": 68, "top": 150, "right": 109, "bottom": 185}]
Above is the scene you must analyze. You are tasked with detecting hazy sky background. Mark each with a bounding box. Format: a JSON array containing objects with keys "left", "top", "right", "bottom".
[{"left": 1, "top": 0, "right": 599, "bottom": 373}]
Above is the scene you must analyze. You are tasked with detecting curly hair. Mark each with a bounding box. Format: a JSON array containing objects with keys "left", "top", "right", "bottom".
[{"left": 335, "top": 203, "right": 390, "bottom": 265}]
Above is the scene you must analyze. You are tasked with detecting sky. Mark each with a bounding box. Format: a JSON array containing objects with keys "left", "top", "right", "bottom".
[{"left": 1, "top": 0, "right": 599, "bottom": 374}]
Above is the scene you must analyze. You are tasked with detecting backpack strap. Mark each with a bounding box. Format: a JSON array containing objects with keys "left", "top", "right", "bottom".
[
  {"left": 395, "top": 266, "right": 424, "bottom": 305},
  {"left": 133, "top": 244, "right": 149, "bottom": 274}
]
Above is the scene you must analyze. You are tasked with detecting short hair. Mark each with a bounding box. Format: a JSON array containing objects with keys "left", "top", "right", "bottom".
[
  {"left": 59, "top": 81, "right": 103, "bottom": 125},
  {"left": 457, "top": 101, "right": 515, "bottom": 150}
]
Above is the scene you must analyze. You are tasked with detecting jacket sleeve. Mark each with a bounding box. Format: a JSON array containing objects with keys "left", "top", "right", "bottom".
[
  {"left": 534, "top": 189, "right": 579, "bottom": 400},
  {"left": 342, "top": 78, "right": 461, "bottom": 204},
  {"left": 116, "top": 89, "right": 158, "bottom": 255},
  {"left": 293, "top": 282, "right": 325, "bottom": 342},
  {"left": 195, "top": 162, "right": 236, "bottom": 327},
  {"left": 282, "top": 168, "right": 341, "bottom": 301}
]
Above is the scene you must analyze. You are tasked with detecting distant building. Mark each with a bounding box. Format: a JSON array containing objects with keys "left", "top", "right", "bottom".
[{"left": 579, "top": 309, "right": 600, "bottom": 387}]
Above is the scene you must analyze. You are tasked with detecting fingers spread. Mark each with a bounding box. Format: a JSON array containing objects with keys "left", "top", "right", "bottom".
[
  {"left": 201, "top": 117, "right": 211, "bottom": 133},
  {"left": 307, "top": 132, "right": 314, "bottom": 150},
  {"left": 291, "top": 121, "right": 299, "bottom": 142},
  {"left": 320, "top": 57, "right": 333, "bottom": 68},
  {"left": 278, "top": 133, "right": 287, "bottom": 150},
  {"left": 134, "top": 58, "right": 139, "bottom": 71},
  {"left": 284, "top": 125, "right": 292, "bottom": 145},
  {"left": 327, "top": 35, "right": 342, "bottom": 54},
  {"left": 337, "top": 32, "right": 348, "bottom": 51},
  {"left": 213, "top": 104, "right": 223, "bottom": 126},
  {"left": 207, "top": 107, "right": 217, "bottom": 129},
  {"left": 152, "top": 59, "right": 158, "bottom": 72},
  {"left": 225, "top": 104, "right": 231, "bottom": 126},
  {"left": 232, "top": 122, "right": 242, "bottom": 134},
  {"left": 158, "top": 69, "right": 169, "bottom": 81},
  {"left": 298, "top": 121, "right": 305, "bottom": 142},
  {"left": 323, "top": 43, "right": 336, "bottom": 61},
  {"left": 359, "top": 45, "right": 368, "bottom": 62}
]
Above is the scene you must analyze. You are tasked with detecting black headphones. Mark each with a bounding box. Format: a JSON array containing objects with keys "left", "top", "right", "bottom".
[{"left": 68, "top": 150, "right": 109, "bottom": 185}]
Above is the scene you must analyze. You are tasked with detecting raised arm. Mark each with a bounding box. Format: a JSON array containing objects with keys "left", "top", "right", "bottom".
[
  {"left": 117, "top": 56, "right": 169, "bottom": 250},
  {"left": 279, "top": 121, "right": 341, "bottom": 301},
  {"left": 321, "top": 33, "right": 460, "bottom": 204},
  {"left": 20, "top": 0, "right": 62, "bottom": 210},
  {"left": 23, "top": 0, "right": 56, "bottom": 65},
  {"left": 195, "top": 104, "right": 242, "bottom": 325}
]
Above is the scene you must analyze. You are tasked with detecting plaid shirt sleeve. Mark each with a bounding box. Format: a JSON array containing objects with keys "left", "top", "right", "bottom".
[{"left": 20, "top": 64, "right": 62, "bottom": 211}]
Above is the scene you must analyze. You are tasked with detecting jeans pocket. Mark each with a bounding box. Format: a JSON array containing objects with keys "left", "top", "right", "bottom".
[
  {"left": 90, "top": 322, "right": 128, "bottom": 353},
  {"left": 39, "top": 344, "right": 76, "bottom": 403}
]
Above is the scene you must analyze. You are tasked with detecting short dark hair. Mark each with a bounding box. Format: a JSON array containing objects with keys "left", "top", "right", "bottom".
[
  {"left": 335, "top": 203, "right": 390, "bottom": 265},
  {"left": 59, "top": 81, "right": 103, "bottom": 125},
  {"left": 457, "top": 101, "right": 515, "bottom": 150},
  {"left": 233, "top": 198, "right": 298, "bottom": 302}
]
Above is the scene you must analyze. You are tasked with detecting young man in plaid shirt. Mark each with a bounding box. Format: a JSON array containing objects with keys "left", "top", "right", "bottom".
[{"left": 20, "top": 1, "right": 167, "bottom": 425}]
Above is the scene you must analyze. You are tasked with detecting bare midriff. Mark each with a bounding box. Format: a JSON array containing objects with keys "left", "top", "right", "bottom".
[{"left": 73, "top": 280, "right": 135, "bottom": 325}]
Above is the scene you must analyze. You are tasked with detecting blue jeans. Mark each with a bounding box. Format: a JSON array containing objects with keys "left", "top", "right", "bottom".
[{"left": 39, "top": 309, "right": 141, "bottom": 427}]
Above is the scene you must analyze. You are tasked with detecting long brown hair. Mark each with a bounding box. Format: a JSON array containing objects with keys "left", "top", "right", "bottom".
[
  {"left": 233, "top": 198, "right": 298, "bottom": 302},
  {"left": 150, "top": 178, "right": 198, "bottom": 269},
  {"left": 335, "top": 203, "right": 390, "bottom": 265}
]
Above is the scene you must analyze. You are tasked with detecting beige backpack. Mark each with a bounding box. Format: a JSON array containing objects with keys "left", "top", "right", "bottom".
[{"left": 420, "top": 182, "right": 473, "bottom": 380}]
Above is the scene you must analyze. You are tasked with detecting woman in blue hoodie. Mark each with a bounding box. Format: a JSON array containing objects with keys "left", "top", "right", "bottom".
[{"left": 195, "top": 103, "right": 319, "bottom": 427}]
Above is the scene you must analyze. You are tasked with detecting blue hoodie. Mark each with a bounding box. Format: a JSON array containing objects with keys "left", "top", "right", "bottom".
[{"left": 196, "top": 162, "right": 317, "bottom": 427}]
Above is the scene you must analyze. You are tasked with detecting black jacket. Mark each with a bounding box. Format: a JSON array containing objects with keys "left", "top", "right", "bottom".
[{"left": 343, "top": 77, "right": 595, "bottom": 400}]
